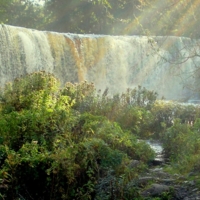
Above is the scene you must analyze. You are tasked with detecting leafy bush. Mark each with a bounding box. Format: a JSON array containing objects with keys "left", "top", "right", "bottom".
[
  {"left": 162, "top": 118, "right": 200, "bottom": 174},
  {"left": 61, "top": 83, "right": 157, "bottom": 137},
  {"left": 0, "top": 71, "right": 60, "bottom": 112},
  {"left": 0, "top": 72, "right": 155, "bottom": 199},
  {"left": 150, "top": 100, "right": 200, "bottom": 138}
]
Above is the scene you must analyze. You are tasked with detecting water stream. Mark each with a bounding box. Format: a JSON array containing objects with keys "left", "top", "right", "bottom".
[{"left": 146, "top": 140, "right": 164, "bottom": 164}]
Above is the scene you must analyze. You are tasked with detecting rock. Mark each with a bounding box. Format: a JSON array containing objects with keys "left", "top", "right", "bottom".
[
  {"left": 137, "top": 176, "right": 156, "bottom": 187},
  {"left": 149, "top": 167, "right": 163, "bottom": 172},
  {"left": 150, "top": 170, "right": 170, "bottom": 179},
  {"left": 128, "top": 160, "right": 140, "bottom": 168},
  {"left": 192, "top": 188, "right": 198, "bottom": 192},
  {"left": 188, "top": 180, "right": 196, "bottom": 186},
  {"left": 159, "top": 178, "right": 176, "bottom": 184},
  {"left": 141, "top": 183, "right": 171, "bottom": 197}
]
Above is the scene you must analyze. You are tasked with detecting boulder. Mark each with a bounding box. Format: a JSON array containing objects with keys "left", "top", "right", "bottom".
[{"left": 141, "top": 183, "right": 170, "bottom": 197}]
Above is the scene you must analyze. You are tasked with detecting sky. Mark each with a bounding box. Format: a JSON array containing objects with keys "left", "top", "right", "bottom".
[{"left": 29, "top": 0, "right": 45, "bottom": 6}]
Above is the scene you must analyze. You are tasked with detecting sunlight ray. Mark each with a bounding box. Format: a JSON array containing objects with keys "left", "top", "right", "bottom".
[{"left": 171, "top": 0, "right": 200, "bottom": 37}]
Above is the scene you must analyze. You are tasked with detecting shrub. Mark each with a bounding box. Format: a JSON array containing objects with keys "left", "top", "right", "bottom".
[
  {"left": 150, "top": 100, "right": 200, "bottom": 139},
  {"left": 0, "top": 72, "right": 155, "bottom": 199},
  {"left": 162, "top": 118, "right": 200, "bottom": 174}
]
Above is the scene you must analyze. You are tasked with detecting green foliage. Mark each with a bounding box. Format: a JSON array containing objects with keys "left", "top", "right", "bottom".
[
  {"left": 150, "top": 100, "right": 200, "bottom": 138},
  {"left": 45, "top": 0, "right": 128, "bottom": 34},
  {"left": 1, "top": 71, "right": 60, "bottom": 111},
  {"left": 0, "top": 72, "right": 155, "bottom": 199},
  {"left": 95, "top": 169, "right": 142, "bottom": 200},
  {"left": 1, "top": 0, "right": 200, "bottom": 39},
  {"left": 3, "top": 71, "right": 200, "bottom": 198},
  {"left": 0, "top": 0, "right": 49, "bottom": 29},
  {"left": 44, "top": 0, "right": 200, "bottom": 38},
  {"left": 62, "top": 83, "right": 157, "bottom": 137},
  {"left": 162, "top": 118, "right": 200, "bottom": 174},
  {"left": 162, "top": 119, "right": 192, "bottom": 159}
]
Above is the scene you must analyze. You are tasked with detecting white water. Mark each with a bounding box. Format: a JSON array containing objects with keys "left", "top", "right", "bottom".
[
  {"left": 0, "top": 24, "right": 199, "bottom": 100},
  {"left": 146, "top": 140, "right": 163, "bottom": 155}
]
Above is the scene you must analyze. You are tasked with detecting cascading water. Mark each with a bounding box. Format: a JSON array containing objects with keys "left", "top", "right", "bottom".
[{"left": 0, "top": 24, "right": 199, "bottom": 100}]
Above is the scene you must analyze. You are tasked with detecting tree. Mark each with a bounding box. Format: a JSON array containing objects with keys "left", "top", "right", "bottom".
[
  {"left": 45, "top": 0, "right": 113, "bottom": 34},
  {"left": 0, "top": 0, "right": 13, "bottom": 23},
  {"left": 0, "top": 0, "right": 49, "bottom": 30},
  {"left": 131, "top": 0, "right": 200, "bottom": 38}
]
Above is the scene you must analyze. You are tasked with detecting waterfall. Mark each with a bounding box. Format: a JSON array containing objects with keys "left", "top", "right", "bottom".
[{"left": 0, "top": 24, "right": 199, "bottom": 100}]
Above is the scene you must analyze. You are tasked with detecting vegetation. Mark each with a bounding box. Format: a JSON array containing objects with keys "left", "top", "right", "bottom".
[
  {"left": 0, "top": 0, "right": 49, "bottom": 30},
  {"left": 0, "top": 72, "right": 200, "bottom": 199},
  {"left": 0, "top": 72, "right": 156, "bottom": 199},
  {"left": 150, "top": 100, "right": 200, "bottom": 179},
  {"left": 1, "top": 1, "right": 200, "bottom": 198},
  {"left": 1, "top": 0, "right": 200, "bottom": 38}
]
